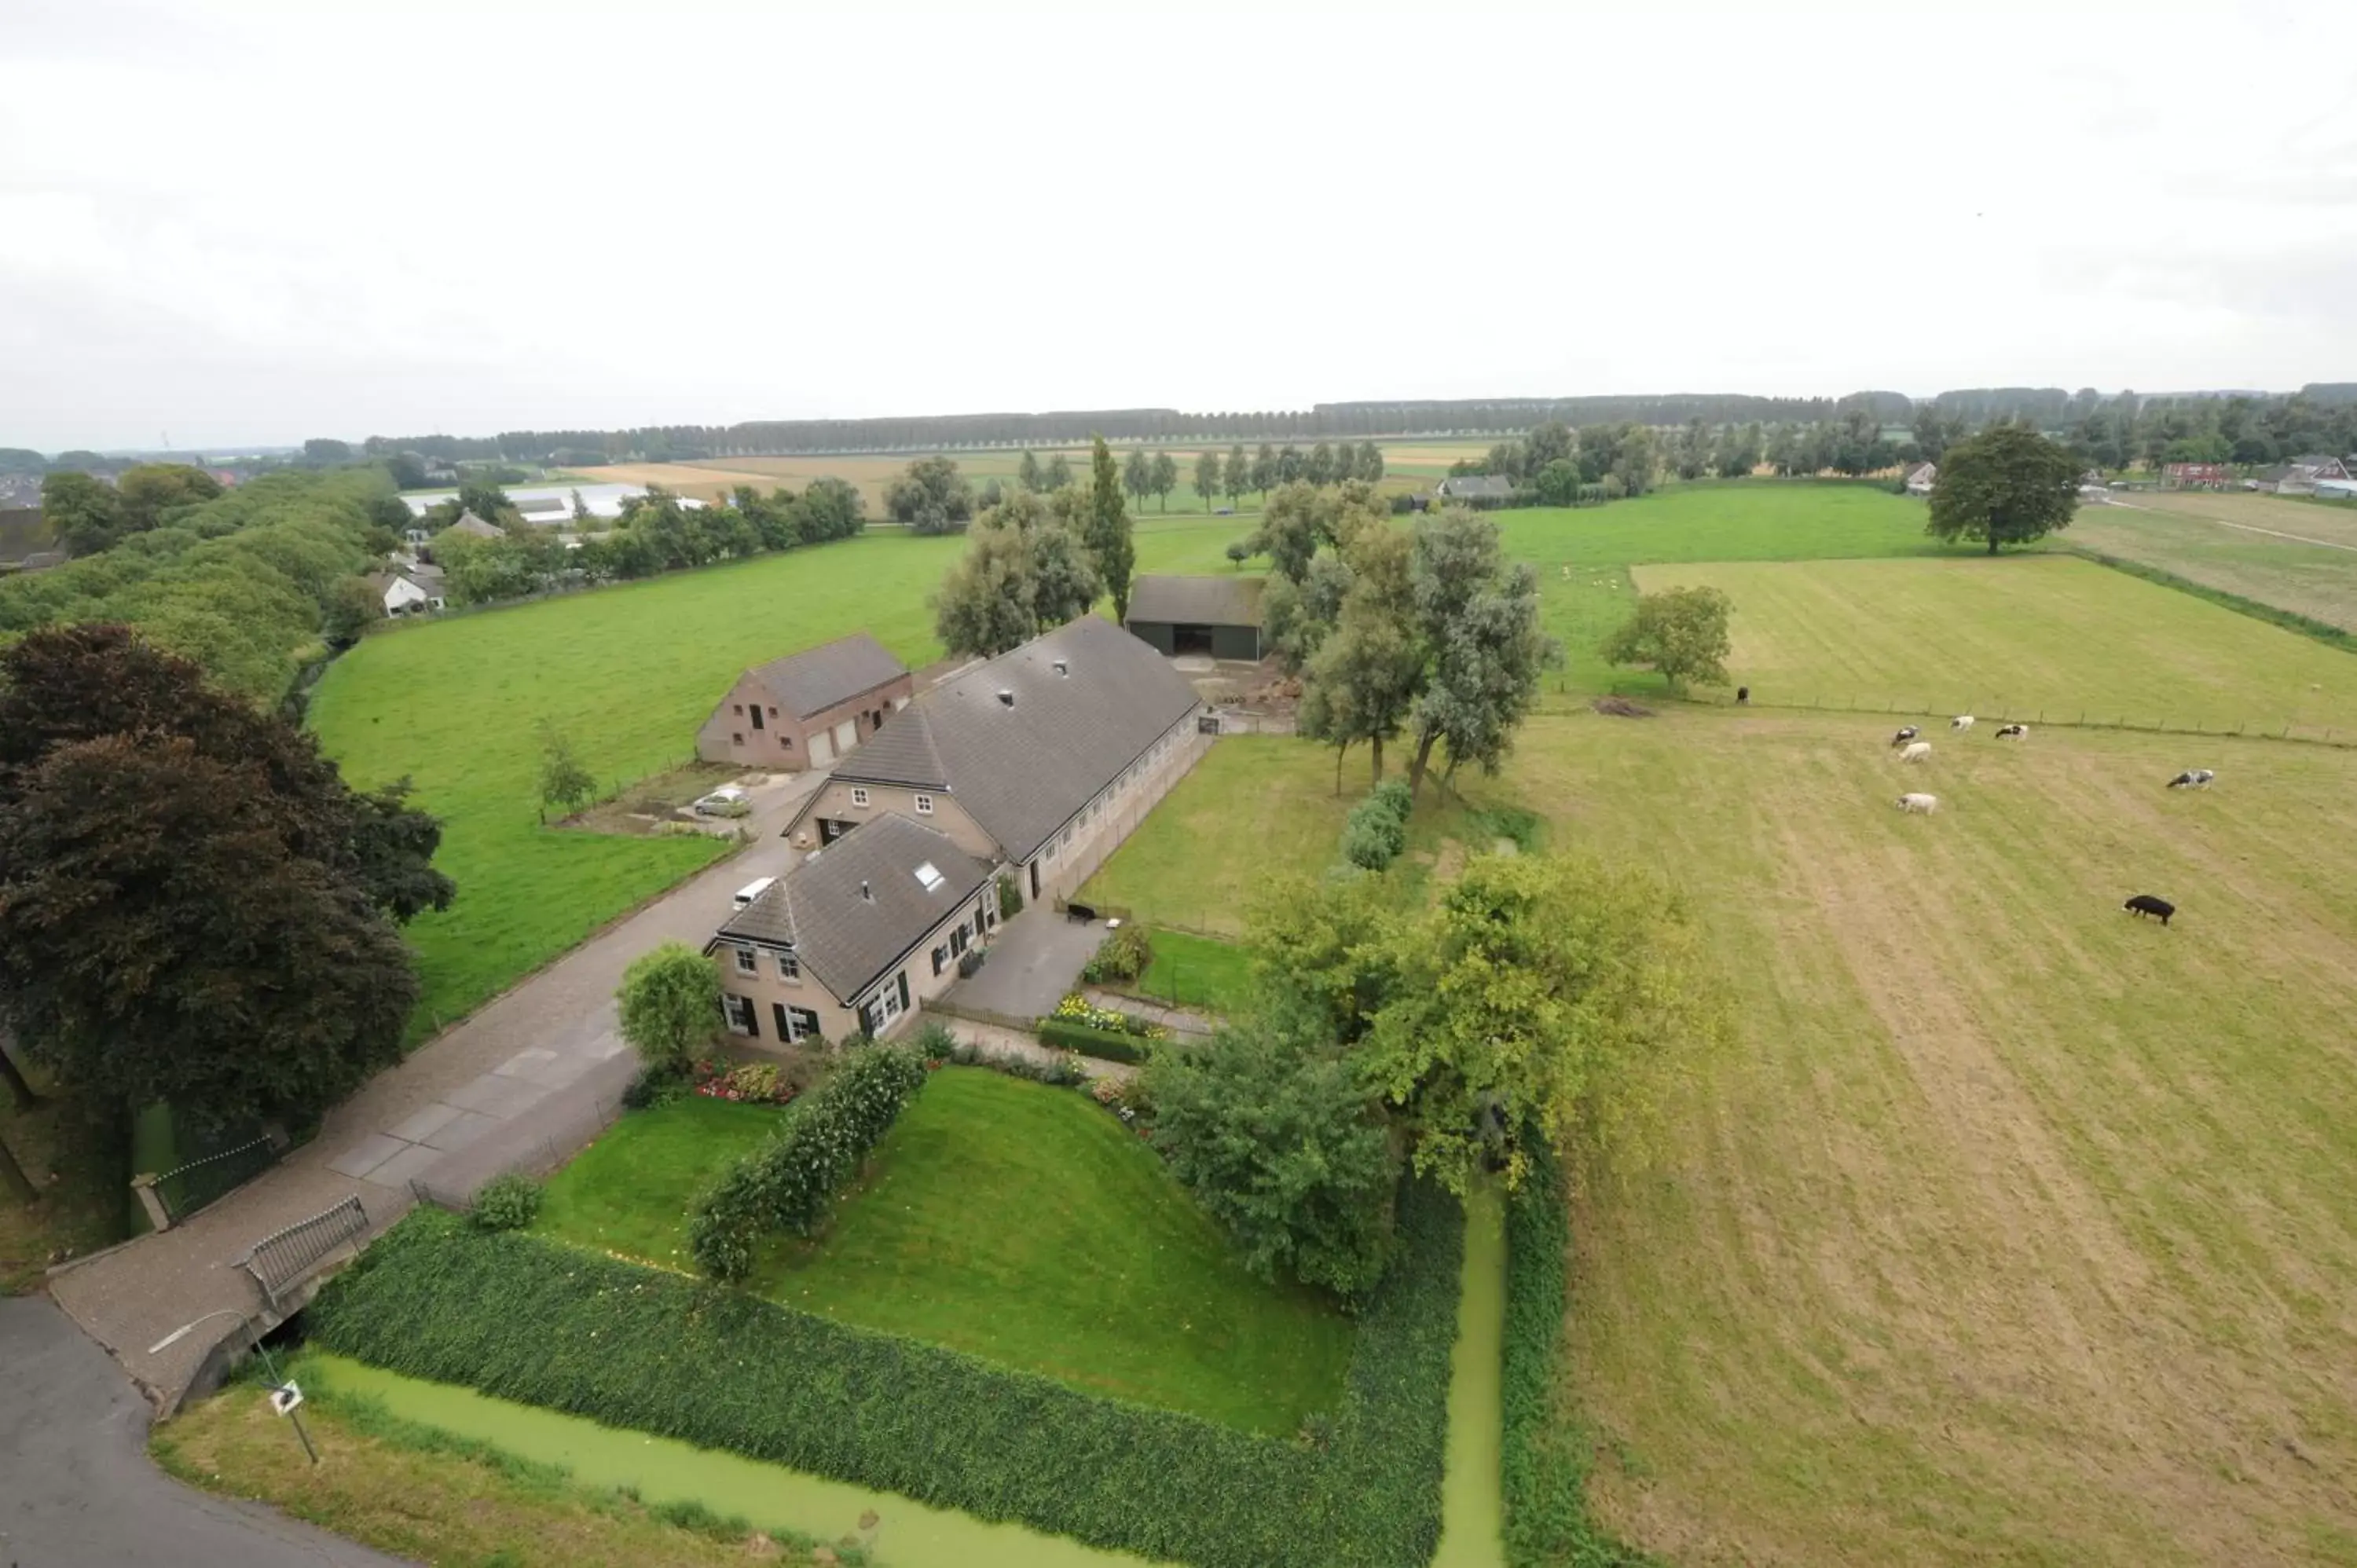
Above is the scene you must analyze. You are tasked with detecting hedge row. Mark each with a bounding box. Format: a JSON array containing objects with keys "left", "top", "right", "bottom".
[
  {"left": 1502, "top": 1139, "right": 1653, "bottom": 1567},
  {"left": 1036, "top": 1017, "right": 1155, "bottom": 1064},
  {"left": 686, "top": 1043, "right": 926, "bottom": 1280},
  {"left": 310, "top": 1180, "right": 1464, "bottom": 1568}
]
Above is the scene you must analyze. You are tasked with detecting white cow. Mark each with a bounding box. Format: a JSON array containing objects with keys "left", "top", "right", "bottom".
[
  {"left": 1896, "top": 793, "right": 1938, "bottom": 815},
  {"left": 1901, "top": 741, "right": 1933, "bottom": 764},
  {"left": 1951, "top": 714, "right": 1976, "bottom": 732}
]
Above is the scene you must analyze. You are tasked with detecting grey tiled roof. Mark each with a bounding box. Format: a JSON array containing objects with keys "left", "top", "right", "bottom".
[
  {"left": 832, "top": 614, "right": 1201, "bottom": 861},
  {"left": 1437, "top": 474, "right": 1515, "bottom": 499},
  {"left": 1125, "top": 574, "right": 1266, "bottom": 628},
  {"left": 448, "top": 511, "right": 504, "bottom": 539},
  {"left": 746, "top": 632, "right": 910, "bottom": 720},
  {"left": 715, "top": 815, "right": 992, "bottom": 999}
]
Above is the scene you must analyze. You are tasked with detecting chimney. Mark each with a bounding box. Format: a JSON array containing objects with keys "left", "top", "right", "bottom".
[
  {"left": 858, "top": 880, "right": 872, "bottom": 903},
  {"left": 996, "top": 688, "right": 1015, "bottom": 707},
  {"left": 1052, "top": 659, "right": 1069, "bottom": 676}
]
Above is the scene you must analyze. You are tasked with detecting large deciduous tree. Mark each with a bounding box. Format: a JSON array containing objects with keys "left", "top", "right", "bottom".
[
  {"left": 40, "top": 471, "right": 125, "bottom": 557},
  {"left": 1926, "top": 423, "right": 2080, "bottom": 554},
  {"left": 1401, "top": 511, "right": 1558, "bottom": 799},
  {"left": 1084, "top": 435, "right": 1136, "bottom": 621},
  {"left": 1359, "top": 853, "right": 1723, "bottom": 1193},
  {"left": 884, "top": 456, "right": 976, "bottom": 535},
  {"left": 932, "top": 492, "right": 1103, "bottom": 658},
  {"left": 1193, "top": 450, "right": 1221, "bottom": 512},
  {"left": 1149, "top": 451, "right": 1178, "bottom": 511},
  {"left": 1145, "top": 1000, "right": 1400, "bottom": 1302},
  {"left": 1124, "top": 448, "right": 1152, "bottom": 512},
  {"left": 617, "top": 942, "right": 723, "bottom": 1068},
  {"left": 1602, "top": 584, "right": 1732, "bottom": 694}
]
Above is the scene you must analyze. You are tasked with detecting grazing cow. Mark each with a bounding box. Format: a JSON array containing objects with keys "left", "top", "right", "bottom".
[
  {"left": 1900, "top": 741, "right": 1932, "bottom": 764},
  {"left": 1951, "top": 714, "right": 1976, "bottom": 732},
  {"left": 2123, "top": 894, "right": 2176, "bottom": 926},
  {"left": 2166, "top": 769, "right": 2216, "bottom": 789},
  {"left": 1896, "top": 793, "right": 1938, "bottom": 815},
  {"left": 1995, "top": 723, "right": 2027, "bottom": 739},
  {"left": 1890, "top": 725, "right": 1920, "bottom": 748},
  {"left": 1736, "top": 686, "right": 1750, "bottom": 705}
]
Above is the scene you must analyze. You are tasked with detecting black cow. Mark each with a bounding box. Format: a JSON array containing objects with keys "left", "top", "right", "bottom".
[
  {"left": 2123, "top": 894, "right": 2176, "bottom": 926},
  {"left": 1890, "top": 725, "right": 1920, "bottom": 748},
  {"left": 1736, "top": 686, "right": 1750, "bottom": 705}
]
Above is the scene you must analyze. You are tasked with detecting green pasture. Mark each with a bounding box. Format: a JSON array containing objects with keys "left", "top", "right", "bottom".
[
  {"left": 749, "top": 1068, "right": 1352, "bottom": 1434},
  {"left": 1635, "top": 554, "right": 2357, "bottom": 734},
  {"left": 1128, "top": 929, "right": 1257, "bottom": 1016},
  {"left": 2073, "top": 498, "right": 2357, "bottom": 635}
]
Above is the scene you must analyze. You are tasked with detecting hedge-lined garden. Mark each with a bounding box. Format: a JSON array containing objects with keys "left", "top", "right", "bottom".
[
  {"left": 1501, "top": 1139, "right": 1651, "bottom": 1567},
  {"left": 685, "top": 1043, "right": 927, "bottom": 1280},
  {"left": 310, "top": 1178, "right": 1464, "bottom": 1568}
]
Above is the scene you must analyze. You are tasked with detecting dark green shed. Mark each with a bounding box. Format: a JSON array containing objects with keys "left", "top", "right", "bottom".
[{"left": 1122, "top": 575, "right": 1266, "bottom": 661}]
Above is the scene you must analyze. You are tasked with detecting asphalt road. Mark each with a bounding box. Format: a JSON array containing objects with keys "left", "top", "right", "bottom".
[{"left": 0, "top": 1295, "right": 405, "bottom": 1568}]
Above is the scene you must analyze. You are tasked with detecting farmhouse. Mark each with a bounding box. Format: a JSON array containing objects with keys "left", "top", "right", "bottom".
[
  {"left": 783, "top": 614, "right": 1210, "bottom": 907},
  {"left": 2255, "top": 456, "right": 2352, "bottom": 494},
  {"left": 1904, "top": 461, "right": 1938, "bottom": 495},
  {"left": 364, "top": 569, "right": 445, "bottom": 616},
  {"left": 445, "top": 510, "right": 505, "bottom": 540},
  {"left": 1435, "top": 474, "right": 1516, "bottom": 503},
  {"left": 1124, "top": 573, "right": 1266, "bottom": 661},
  {"left": 695, "top": 632, "right": 915, "bottom": 771},
  {"left": 707, "top": 813, "right": 998, "bottom": 1044}
]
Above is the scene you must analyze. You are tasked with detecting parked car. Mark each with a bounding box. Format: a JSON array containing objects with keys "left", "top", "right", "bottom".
[{"left": 693, "top": 785, "right": 751, "bottom": 818}]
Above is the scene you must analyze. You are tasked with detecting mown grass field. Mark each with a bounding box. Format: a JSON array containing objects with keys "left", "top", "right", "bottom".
[
  {"left": 1087, "top": 548, "right": 2357, "bottom": 1563},
  {"left": 1634, "top": 555, "right": 2357, "bottom": 735},
  {"left": 536, "top": 1096, "right": 786, "bottom": 1271},
  {"left": 755, "top": 1068, "right": 1354, "bottom": 1435},
  {"left": 2074, "top": 494, "right": 2357, "bottom": 633}
]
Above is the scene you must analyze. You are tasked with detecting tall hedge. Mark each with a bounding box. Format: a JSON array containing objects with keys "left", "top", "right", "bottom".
[
  {"left": 310, "top": 1179, "right": 1464, "bottom": 1568},
  {"left": 687, "top": 1042, "right": 927, "bottom": 1279},
  {"left": 1502, "top": 1138, "right": 1653, "bottom": 1566}
]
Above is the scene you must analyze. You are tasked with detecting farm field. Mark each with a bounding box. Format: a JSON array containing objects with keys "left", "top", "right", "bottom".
[
  {"left": 1636, "top": 555, "right": 2357, "bottom": 735},
  {"left": 1087, "top": 548, "right": 2357, "bottom": 1563},
  {"left": 753, "top": 1068, "right": 1354, "bottom": 1434},
  {"left": 2075, "top": 494, "right": 2357, "bottom": 633}
]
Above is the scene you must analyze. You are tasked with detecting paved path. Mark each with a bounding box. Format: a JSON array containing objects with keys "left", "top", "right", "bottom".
[
  {"left": 48, "top": 771, "right": 833, "bottom": 1409},
  {"left": 946, "top": 904, "right": 1102, "bottom": 1020},
  {"left": 0, "top": 1295, "right": 409, "bottom": 1567},
  {"left": 1079, "top": 987, "right": 1216, "bottom": 1039}
]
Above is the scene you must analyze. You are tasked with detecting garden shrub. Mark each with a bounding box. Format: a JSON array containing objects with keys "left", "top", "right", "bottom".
[
  {"left": 686, "top": 1043, "right": 928, "bottom": 1280},
  {"left": 470, "top": 1172, "right": 542, "bottom": 1232},
  {"left": 995, "top": 870, "right": 1025, "bottom": 918},
  {"left": 621, "top": 1058, "right": 688, "bottom": 1111},
  {"left": 1341, "top": 779, "right": 1413, "bottom": 871},
  {"left": 1502, "top": 1137, "right": 1653, "bottom": 1566},
  {"left": 912, "top": 1020, "right": 957, "bottom": 1062},
  {"left": 310, "top": 1178, "right": 1463, "bottom": 1568},
  {"left": 946, "top": 1039, "right": 1087, "bottom": 1086},
  {"left": 1037, "top": 1018, "right": 1154, "bottom": 1064},
  {"left": 1080, "top": 924, "right": 1153, "bottom": 984}
]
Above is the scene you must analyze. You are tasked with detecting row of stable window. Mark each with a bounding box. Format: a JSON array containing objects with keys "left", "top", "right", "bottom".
[{"left": 1039, "top": 724, "right": 1180, "bottom": 866}]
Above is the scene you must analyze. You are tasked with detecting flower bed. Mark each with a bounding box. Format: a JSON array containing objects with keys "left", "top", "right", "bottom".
[
  {"left": 689, "top": 1058, "right": 796, "bottom": 1105},
  {"left": 1048, "top": 993, "right": 1167, "bottom": 1039}
]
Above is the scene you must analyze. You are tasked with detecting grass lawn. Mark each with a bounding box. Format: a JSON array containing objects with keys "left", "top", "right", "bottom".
[
  {"left": 753, "top": 1067, "right": 1354, "bottom": 1435},
  {"left": 535, "top": 1096, "right": 788, "bottom": 1271},
  {"left": 154, "top": 1357, "right": 856, "bottom": 1568},
  {"left": 1079, "top": 735, "right": 1524, "bottom": 936},
  {"left": 1635, "top": 554, "right": 2357, "bottom": 734},
  {"left": 0, "top": 1070, "right": 130, "bottom": 1291},
  {"left": 1126, "top": 929, "right": 1256, "bottom": 1016}
]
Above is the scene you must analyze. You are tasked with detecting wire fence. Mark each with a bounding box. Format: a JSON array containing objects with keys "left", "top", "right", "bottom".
[{"left": 1722, "top": 694, "right": 2353, "bottom": 749}]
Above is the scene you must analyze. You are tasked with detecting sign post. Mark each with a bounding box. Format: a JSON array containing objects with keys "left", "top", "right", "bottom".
[{"left": 266, "top": 1378, "right": 318, "bottom": 1464}]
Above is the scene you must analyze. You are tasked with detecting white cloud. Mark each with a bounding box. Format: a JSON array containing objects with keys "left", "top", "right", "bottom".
[{"left": 2, "top": 0, "right": 2352, "bottom": 449}]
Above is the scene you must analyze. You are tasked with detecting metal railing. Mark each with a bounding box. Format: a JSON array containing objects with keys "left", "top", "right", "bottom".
[
  {"left": 153, "top": 1134, "right": 282, "bottom": 1225},
  {"left": 239, "top": 1195, "right": 368, "bottom": 1309}
]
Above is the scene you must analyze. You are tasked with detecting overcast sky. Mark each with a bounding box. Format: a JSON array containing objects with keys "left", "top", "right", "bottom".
[{"left": 2, "top": 0, "right": 2352, "bottom": 452}]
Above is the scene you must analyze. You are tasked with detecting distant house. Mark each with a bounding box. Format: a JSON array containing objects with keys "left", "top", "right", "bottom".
[
  {"left": 1435, "top": 474, "right": 1516, "bottom": 503},
  {"left": 1123, "top": 574, "right": 1266, "bottom": 661},
  {"left": 783, "top": 614, "right": 1209, "bottom": 909},
  {"left": 706, "top": 813, "right": 999, "bottom": 1044},
  {"left": 1904, "top": 462, "right": 1938, "bottom": 496},
  {"left": 445, "top": 510, "right": 506, "bottom": 540},
  {"left": 696, "top": 632, "right": 915, "bottom": 771},
  {"left": 2317, "top": 478, "right": 2357, "bottom": 501},
  {"left": 2257, "top": 456, "right": 2352, "bottom": 494},
  {"left": 2163, "top": 462, "right": 2227, "bottom": 489},
  {"left": 365, "top": 570, "right": 445, "bottom": 616}
]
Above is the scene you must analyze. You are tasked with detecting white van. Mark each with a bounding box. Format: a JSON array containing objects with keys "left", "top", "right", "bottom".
[{"left": 733, "top": 876, "right": 777, "bottom": 910}]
